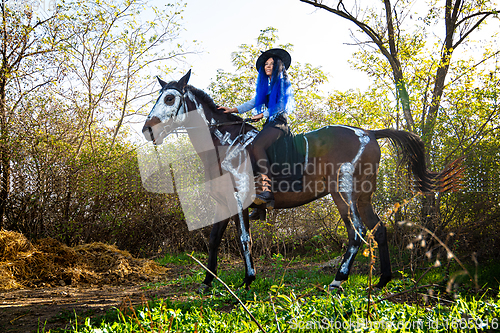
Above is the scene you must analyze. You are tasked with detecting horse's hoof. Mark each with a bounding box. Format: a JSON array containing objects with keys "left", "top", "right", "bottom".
[
  {"left": 237, "top": 275, "right": 256, "bottom": 290},
  {"left": 374, "top": 275, "right": 392, "bottom": 289},
  {"left": 197, "top": 283, "right": 211, "bottom": 295},
  {"left": 328, "top": 284, "right": 344, "bottom": 293}
]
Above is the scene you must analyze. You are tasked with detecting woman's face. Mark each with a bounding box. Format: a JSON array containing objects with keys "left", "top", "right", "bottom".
[{"left": 264, "top": 58, "right": 274, "bottom": 77}]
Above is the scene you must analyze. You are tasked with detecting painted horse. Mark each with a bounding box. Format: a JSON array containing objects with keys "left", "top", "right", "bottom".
[{"left": 142, "top": 70, "right": 460, "bottom": 292}]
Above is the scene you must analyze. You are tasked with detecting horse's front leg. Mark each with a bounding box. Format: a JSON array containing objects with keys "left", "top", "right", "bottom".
[
  {"left": 234, "top": 207, "right": 256, "bottom": 289},
  {"left": 199, "top": 218, "right": 230, "bottom": 294}
]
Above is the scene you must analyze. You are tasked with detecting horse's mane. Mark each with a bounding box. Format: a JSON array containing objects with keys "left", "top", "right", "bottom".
[
  {"left": 185, "top": 85, "right": 218, "bottom": 109},
  {"left": 185, "top": 85, "right": 248, "bottom": 124},
  {"left": 162, "top": 79, "right": 256, "bottom": 130}
]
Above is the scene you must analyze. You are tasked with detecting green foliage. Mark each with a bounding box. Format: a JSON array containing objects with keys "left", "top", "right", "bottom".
[
  {"left": 1, "top": 0, "right": 201, "bottom": 256},
  {"left": 156, "top": 252, "right": 208, "bottom": 267},
  {"left": 301, "top": 1, "right": 500, "bottom": 254},
  {"left": 47, "top": 255, "right": 500, "bottom": 332}
]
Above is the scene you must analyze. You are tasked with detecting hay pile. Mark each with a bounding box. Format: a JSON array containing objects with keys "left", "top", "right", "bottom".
[{"left": 0, "top": 230, "right": 169, "bottom": 290}]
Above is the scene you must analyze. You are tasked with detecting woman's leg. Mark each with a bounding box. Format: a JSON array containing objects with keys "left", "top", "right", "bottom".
[
  {"left": 252, "top": 126, "right": 283, "bottom": 175},
  {"left": 252, "top": 126, "right": 283, "bottom": 205}
]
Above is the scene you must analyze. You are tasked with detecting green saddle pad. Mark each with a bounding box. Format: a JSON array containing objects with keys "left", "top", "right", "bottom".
[{"left": 266, "top": 133, "right": 307, "bottom": 192}]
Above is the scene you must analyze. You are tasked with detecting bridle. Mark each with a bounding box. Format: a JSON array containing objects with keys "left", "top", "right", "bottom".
[{"left": 169, "top": 86, "right": 189, "bottom": 120}]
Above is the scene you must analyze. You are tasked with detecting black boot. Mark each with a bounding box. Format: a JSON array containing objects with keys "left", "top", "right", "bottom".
[
  {"left": 249, "top": 208, "right": 266, "bottom": 221},
  {"left": 253, "top": 174, "right": 274, "bottom": 209}
]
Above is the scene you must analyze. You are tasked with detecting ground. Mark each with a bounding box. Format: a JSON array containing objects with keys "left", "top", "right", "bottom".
[
  {"left": 0, "top": 259, "right": 267, "bottom": 332},
  {"left": 0, "top": 257, "right": 338, "bottom": 332},
  {"left": 0, "top": 231, "right": 353, "bottom": 332},
  {"left": 1, "top": 284, "right": 157, "bottom": 332},
  {"left": 0, "top": 262, "right": 198, "bottom": 333},
  {"left": 0, "top": 231, "right": 179, "bottom": 332}
]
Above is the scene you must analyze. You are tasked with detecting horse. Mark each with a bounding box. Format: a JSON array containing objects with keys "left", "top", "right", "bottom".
[{"left": 142, "top": 70, "right": 461, "bottom": 292}]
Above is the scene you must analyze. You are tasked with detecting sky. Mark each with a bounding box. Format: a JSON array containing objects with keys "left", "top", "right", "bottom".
[
  {"left": 133, "top": 0, "right": 499, "bottom": 140},
  {"left": 159, "top": 0, "right": 370, "bottom": 92},
  {"left": 164, "top": 0, "right": 500, "bottom": 93}
]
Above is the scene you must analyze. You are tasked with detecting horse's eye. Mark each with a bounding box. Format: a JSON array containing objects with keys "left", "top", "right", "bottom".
[{"left": 164, "top": 95, "right": 175, "bottom": 106}]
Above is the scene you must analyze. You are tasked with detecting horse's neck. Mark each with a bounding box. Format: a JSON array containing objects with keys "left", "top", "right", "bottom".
[
  {"left": 182, "top": 108, "right": 222, "bottom": 176},
  {"left": 183, "top": 111, "right": 215, "bottom": 155}
]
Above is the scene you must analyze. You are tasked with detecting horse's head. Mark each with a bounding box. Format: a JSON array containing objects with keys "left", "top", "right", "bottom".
[{"left": 142, "top": 70, "right": 192, "bottom": 145}]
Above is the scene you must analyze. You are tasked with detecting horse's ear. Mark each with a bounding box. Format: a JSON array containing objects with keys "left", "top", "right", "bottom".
[
  {"left": 157, "top": 76, "right": 168, "bottom": 89},
  {"left": 177, "top": 69, "right": 191, "bottom": 91}
]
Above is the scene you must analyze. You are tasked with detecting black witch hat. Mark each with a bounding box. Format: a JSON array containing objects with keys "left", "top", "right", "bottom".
[{"left": 255, "top": 48, "right": 291, "bottom": 71}]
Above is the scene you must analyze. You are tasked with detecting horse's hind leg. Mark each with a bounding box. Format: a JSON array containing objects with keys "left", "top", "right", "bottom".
[
  {"left": 358, "top": 195, "right": 392, "bottom": 288},
  {"left": 199, "top": 218, "right": 230, "bottom": 294},
  {"left": 329, "top": 192, "right": 366, "bottom": 291}
]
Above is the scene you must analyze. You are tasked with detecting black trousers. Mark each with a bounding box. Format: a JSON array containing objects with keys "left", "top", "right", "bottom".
[{"left": 252, "top": 114, "right": 289, "bottom": 176}]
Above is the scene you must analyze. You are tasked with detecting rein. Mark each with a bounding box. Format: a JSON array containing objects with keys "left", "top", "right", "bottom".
[
  {"left": 209, "top": 118, "right": 258, "bottom": 141},
  {"left": 209, "top": 120, "right": 247, "bottom": 127},
  {"left": 179, "top": 89, "right": 258, "bottom": 137}
]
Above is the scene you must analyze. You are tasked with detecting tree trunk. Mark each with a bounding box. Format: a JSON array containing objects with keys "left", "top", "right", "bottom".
[{"left": 0, "top": 77, "right": 9, "bottom": 229}]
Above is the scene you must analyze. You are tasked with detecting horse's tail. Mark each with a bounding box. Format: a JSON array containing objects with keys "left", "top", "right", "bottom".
[{"left": 371, "top": 129, "right": 463, "bottom": 192}]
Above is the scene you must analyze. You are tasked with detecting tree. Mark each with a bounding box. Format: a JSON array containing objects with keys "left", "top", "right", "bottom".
[
  {"left": 0, "top": 0, "right": 70, "bottom": 228},
  {"left": 2, "top": 0, "right": 194, "bottom": 254},
  {"left": 54, "top": 0, "right": 191, "bottom": 155},
  {"left": 300, "top": 0, "right": 500, "bottom": 232},
  {"left": 301, "top": 0, "right": 498, "bottom": 142}
]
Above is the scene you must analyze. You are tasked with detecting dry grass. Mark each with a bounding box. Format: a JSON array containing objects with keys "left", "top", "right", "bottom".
[{"left": 0, "top": 230, "right": 169, "bottom": 290}]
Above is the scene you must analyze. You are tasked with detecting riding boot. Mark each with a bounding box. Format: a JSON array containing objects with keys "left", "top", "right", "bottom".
[
  {"left": 253, "top": 174, "right": 275, "bottom": 209},
  {"left": 249, "top": 208, "right": 266, "bottom": 221}
]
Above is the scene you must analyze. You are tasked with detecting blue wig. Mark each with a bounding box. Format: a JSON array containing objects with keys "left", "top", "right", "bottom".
[{"left": 254, "top": 57, "right": 293, "bottom": 119}]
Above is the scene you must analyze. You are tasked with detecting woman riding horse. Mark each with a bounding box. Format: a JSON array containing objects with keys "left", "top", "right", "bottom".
[
  {"left": 142, "top": 69, "right": 462, "bottom": 293},
  {"left": 219, "top": 48, "right": 295, "bottom": 217}
]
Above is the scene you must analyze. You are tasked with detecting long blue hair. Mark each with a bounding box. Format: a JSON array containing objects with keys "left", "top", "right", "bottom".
[{"left": 254, "top": 57, "right": 292, "bottom": 118}]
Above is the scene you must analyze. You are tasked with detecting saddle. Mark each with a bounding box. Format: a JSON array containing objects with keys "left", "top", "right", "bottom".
[{"left": 252, "top": 132, "right": 307, "bottom": 192}]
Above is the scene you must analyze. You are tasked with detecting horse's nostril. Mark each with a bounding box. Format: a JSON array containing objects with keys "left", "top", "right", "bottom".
[
  {"left": 142, "top": 116, "right": 161, "bottom": 141},
  {"left": 142, "top": 126, "right": 155, "bottom": 141},
  {"left": 148, "top": 127, "right": 154, "bottom": 141}
]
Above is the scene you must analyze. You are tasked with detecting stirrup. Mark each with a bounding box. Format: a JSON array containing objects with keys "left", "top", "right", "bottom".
[{"left": 253, "top": 191, "right": 274, "bottom": 209}]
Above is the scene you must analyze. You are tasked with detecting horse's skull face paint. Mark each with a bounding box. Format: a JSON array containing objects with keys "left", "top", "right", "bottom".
[
  {"left": 143, "top": 88, "right": 186, "bottom": 145},
  {"left": 151, "top": 89, "right": 183, "bottom": 122},
  {"left": 143, "top": 70, "right": 192, "bottom": 144}
]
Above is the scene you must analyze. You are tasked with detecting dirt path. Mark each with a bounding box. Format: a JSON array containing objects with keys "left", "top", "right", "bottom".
[
  {"left": 0, "top": 282, "right": 182, "bottom": 333},
  {"left": 0, "top": 231, "right": 181, "bottom": 332}
]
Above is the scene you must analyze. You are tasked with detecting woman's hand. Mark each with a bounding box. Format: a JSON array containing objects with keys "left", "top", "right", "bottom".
[
  {"left": 218, "top": 106, "right": 237, "bottom": 113},
  {"left": 251, "top": 113, "right": 264, "bottom": 121}
]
